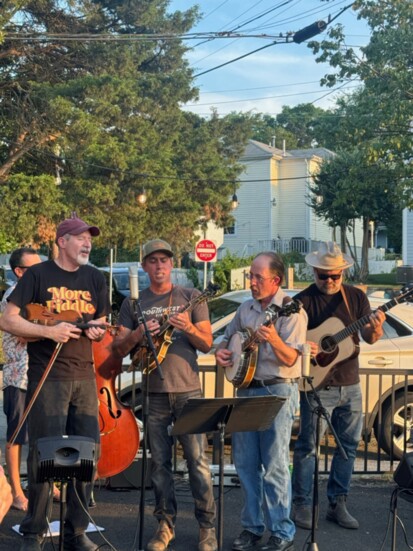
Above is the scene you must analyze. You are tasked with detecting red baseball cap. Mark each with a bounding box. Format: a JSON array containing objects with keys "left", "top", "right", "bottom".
[{"left": 56, "top": 214, "right": 100, "bottom": 243}]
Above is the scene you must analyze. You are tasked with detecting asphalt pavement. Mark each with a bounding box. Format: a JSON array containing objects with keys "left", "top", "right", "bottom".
[{"left": 0, "top": 474, "right": 411, "bottom": 551}]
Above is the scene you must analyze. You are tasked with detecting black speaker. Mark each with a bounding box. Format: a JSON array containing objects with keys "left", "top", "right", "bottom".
[
  {"left": 33, "top": 435, "right": 97, "bottom": 483},
  {"left": 394, "top": 452, "right": 413, "bottom": 489},
  {"left": 108, "top": 450, "right": 152, "bottom": 489}
]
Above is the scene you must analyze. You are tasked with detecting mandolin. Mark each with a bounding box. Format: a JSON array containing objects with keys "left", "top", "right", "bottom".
[{"left": 132, "top": 281, "right": 220, "bottom": 374}]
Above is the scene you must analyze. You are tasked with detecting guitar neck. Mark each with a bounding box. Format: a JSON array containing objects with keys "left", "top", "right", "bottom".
[
  {"left": 241, "top": 300, "right": 301, "bottom": 351},
  {"left": 243, "top": 313, "right": 279, "bottom": 351},
  {"left": 158, "top": 292, "right": 211, "bottom": 335},
  {"left": 333, "top": 296, "right": 401, "bottom": 344}
]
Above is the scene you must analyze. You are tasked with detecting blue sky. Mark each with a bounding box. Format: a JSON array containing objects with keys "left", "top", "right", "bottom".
[{"left": 169, "top": 0, "right": 371, "bottom": 116}]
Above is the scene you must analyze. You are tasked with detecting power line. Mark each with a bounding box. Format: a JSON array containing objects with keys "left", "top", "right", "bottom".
[
  {"left": 192, "top": 4, "right": 355, "bottom": 79},
  {"left": 183, "top": 0, "right": 294, "bottom": 57},
  {"left": 194, "top": 40, "right": 280, "bottom": 78},
  {"left": 3, "top": 31, "right": 287, "bottom": 42},
  {"left": 200, "top": 80, "right": 322, "bottom": 93},
  {"left": 186, "top": 84, "right": 359, "bottom": 106},
  {"left": 6, "top": 138, "right": 409, "bottom": 190},
  {"left": 199, "top": 0, "right": 232, "bottom": 23}
]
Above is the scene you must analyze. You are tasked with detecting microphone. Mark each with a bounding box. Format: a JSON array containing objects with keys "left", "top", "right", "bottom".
[
  {"left": 301, "top": 343, "right": 312, "bottom": 378},
  {"left": 129, "top": 266, "right": 139, "bottom": 301}
]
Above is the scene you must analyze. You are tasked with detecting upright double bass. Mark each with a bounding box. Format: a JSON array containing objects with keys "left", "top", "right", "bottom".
[{"left": 92, "top": 330, "right": 140, "bottom": 479}]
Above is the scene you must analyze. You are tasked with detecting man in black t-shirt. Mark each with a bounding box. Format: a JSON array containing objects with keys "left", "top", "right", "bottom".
[
  {"left": 0, "top": 214, "right": 109, "bottom": 551},
  {"left": 291, "top": 242, "right": 385, "bottom": 532},
  {"left": 113, "top": 239, "right": 217, "bottom": 551}
]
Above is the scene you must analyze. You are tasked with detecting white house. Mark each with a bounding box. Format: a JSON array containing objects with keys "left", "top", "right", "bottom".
[
  {"left": 221, "top": 139, "right": 363, "bottom": 259},
  {"left": 402, "top": 208, "right": 413, "bottom": 264}
]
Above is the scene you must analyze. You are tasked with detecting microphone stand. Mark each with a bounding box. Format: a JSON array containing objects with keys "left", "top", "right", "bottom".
[
  {"left": 300, "top": 377, "right": 348, "bottom": 551},
  {"left": 131, "top": 298, "right": 164, "bottom": 551}
]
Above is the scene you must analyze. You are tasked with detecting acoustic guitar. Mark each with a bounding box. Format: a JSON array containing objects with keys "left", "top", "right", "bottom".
[{"left": 299, "top": 285, "right": 413, "bottom": 391}]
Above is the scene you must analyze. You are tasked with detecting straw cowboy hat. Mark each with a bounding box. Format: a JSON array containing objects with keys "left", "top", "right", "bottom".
[{"left": 305, "top": 241, "right": 354, "bottom": 270}]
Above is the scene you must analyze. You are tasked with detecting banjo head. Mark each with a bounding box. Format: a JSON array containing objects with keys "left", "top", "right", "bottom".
[{"left": 225, "top": 329, "right": 252, "bottom": 386}]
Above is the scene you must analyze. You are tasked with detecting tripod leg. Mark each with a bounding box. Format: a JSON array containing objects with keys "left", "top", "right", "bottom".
[
  {"left": 217, "top": 423, "right": 225, "bottom": 551},
  {"left": 307, "top": 411, "right": 321, "bottom": 551},
  {"left": 391, "top": 489, "right": 398, "bottom": 551}
]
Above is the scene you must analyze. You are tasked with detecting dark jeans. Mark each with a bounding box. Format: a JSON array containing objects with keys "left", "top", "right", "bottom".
[
  {"left": 147, "top": 390, "right": 216, "bottom": 528},
  {"left": 292, "top": 384, "right": 363, "bottom": 507},
  {"left": 20, "top": 379, "right": 100, "bottom": 537}
]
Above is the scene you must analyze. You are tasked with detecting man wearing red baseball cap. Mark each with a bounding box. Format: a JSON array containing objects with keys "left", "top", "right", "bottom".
[
  {"left": 0, "top": 213, "right": 109, "bottom": 551},
  {"left": 55, "top": 216, "right": 100, "bottom": 243}
]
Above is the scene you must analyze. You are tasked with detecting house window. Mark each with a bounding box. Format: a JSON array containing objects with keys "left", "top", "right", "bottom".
[{"left": 224, "top": 224, "right": 235, "bottom": 235}]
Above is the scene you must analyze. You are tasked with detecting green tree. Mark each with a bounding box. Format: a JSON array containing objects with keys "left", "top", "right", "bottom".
[
  {"left": 228, "top": 105, "right": 329, "bottom": 151},
  {"left": 0, "top": 174, "right": 63, "bottom": 252},
  {"left": 309, "top": 0, "right": 413, "bottom": 178},
  {"left": 310, "top": 149, "right": 405, "bottom": 281},
  {"left": 275, "top": 104, "right": 328, "bottom": 148},
  {"left": 304, "top": 0, "right": 413, "bottom": 264},
  {"left": 0, "top": 1, "right": 255, "bottom": 252}
]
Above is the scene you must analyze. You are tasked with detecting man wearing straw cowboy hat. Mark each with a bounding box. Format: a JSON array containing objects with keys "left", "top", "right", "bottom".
[{"left": 291, "top": 241, "right": 385, "bottom": 531}]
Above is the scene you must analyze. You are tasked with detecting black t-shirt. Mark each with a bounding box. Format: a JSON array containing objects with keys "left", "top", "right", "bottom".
[
  {"left": 9, "top": 260, "right": 109, "bottom": 382},
  {"left": 295, "top": 283, "right": 371, "bottom": 386},
  {"left": 119, "top": 285, "right": 210, "bottom": 393}
]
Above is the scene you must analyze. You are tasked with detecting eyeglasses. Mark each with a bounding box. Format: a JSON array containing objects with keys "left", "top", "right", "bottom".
[
  {"left": 245, "top": 272, "right": 275, "bottom": 284},
  {"left": 316, "top": 272, "right": 342, "bottom": 281},
  {"left": 16, "top": 266, "right": 29, "bottom": 270}
]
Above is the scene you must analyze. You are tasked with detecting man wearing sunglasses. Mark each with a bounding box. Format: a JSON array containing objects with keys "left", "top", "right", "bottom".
[{"left": 291, "top": 241, "right": 385, "bottom": 532}]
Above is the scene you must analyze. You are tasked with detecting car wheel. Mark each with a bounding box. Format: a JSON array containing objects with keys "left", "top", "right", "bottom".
[{"left": 377, "top": 392, "right": 413, "bottom": 459}]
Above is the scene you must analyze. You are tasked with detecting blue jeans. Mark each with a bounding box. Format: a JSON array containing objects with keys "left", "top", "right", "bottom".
[
  {"left": 147, "top": 390, "right": 216, "bottom": 528},
  {"left": 21, "top": 379, "right": 100, "bottom": 537},
  {"left": 292, "top": 384, "right": 363, "bottom": 506},
  {"left": 232, "top": 383, "right": 298, "bottom": 542}
]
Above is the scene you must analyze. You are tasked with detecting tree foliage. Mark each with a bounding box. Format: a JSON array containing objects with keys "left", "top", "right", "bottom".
[
  {"left": 310, "top": 149, "right": 405, "bottom": 281},
  {"left": 303, "top": 0, "right": 413, "bottom": 267},
  {"left": 309, "top": 0, "right": 413, "bottom": 174},
  {"left": 0, "top": 1, "right": 255, "bottom": 253},
  {"left": 228, "top": 104, "right": 328, "bottom": 150}
]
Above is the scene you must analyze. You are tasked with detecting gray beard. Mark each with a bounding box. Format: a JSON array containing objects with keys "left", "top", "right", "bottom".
[{"left": 77, "top": 254, "right": 89, "bottom": 266}]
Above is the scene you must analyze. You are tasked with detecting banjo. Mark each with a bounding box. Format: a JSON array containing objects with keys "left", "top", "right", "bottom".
[{"left": 225, "top": 300, "right": 302, "bottom": 388}]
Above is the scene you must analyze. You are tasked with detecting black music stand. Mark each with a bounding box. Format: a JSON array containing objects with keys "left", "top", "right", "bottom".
[{"left": 172, "top": 396, "right": 286, "bottom": 551}]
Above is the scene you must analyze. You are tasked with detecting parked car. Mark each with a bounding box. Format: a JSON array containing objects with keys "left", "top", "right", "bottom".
[
  {"left": 0, "top": 265, "right": 17, "bottom": 299},
  {"left": 116, "top": 287, "right": 413, "bottom": 459}
]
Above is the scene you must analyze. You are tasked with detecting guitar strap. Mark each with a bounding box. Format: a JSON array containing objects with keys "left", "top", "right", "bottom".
[
  {"left": 341, "top": 285, "right": 359, "bottom": 346},
  {"left": 165, "top": 284, "right": 174, "bottom": 316},
  {"left": 340, "top": 285, "right": 353, "bottom": 320}
]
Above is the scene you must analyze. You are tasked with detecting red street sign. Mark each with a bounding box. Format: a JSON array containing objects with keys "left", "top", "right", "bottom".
[{"left": 195, "top": 239, "right": 217, "bottom": 262}]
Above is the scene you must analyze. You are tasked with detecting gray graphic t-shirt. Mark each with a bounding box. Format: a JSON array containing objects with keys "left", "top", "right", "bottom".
[{"left": 118, "top": 286, "right": 210, "bottom": 392}]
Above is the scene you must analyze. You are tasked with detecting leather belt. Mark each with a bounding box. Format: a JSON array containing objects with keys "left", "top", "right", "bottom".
[{"left": 249, "top": 377, "right": 300, "bottom": 387}]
